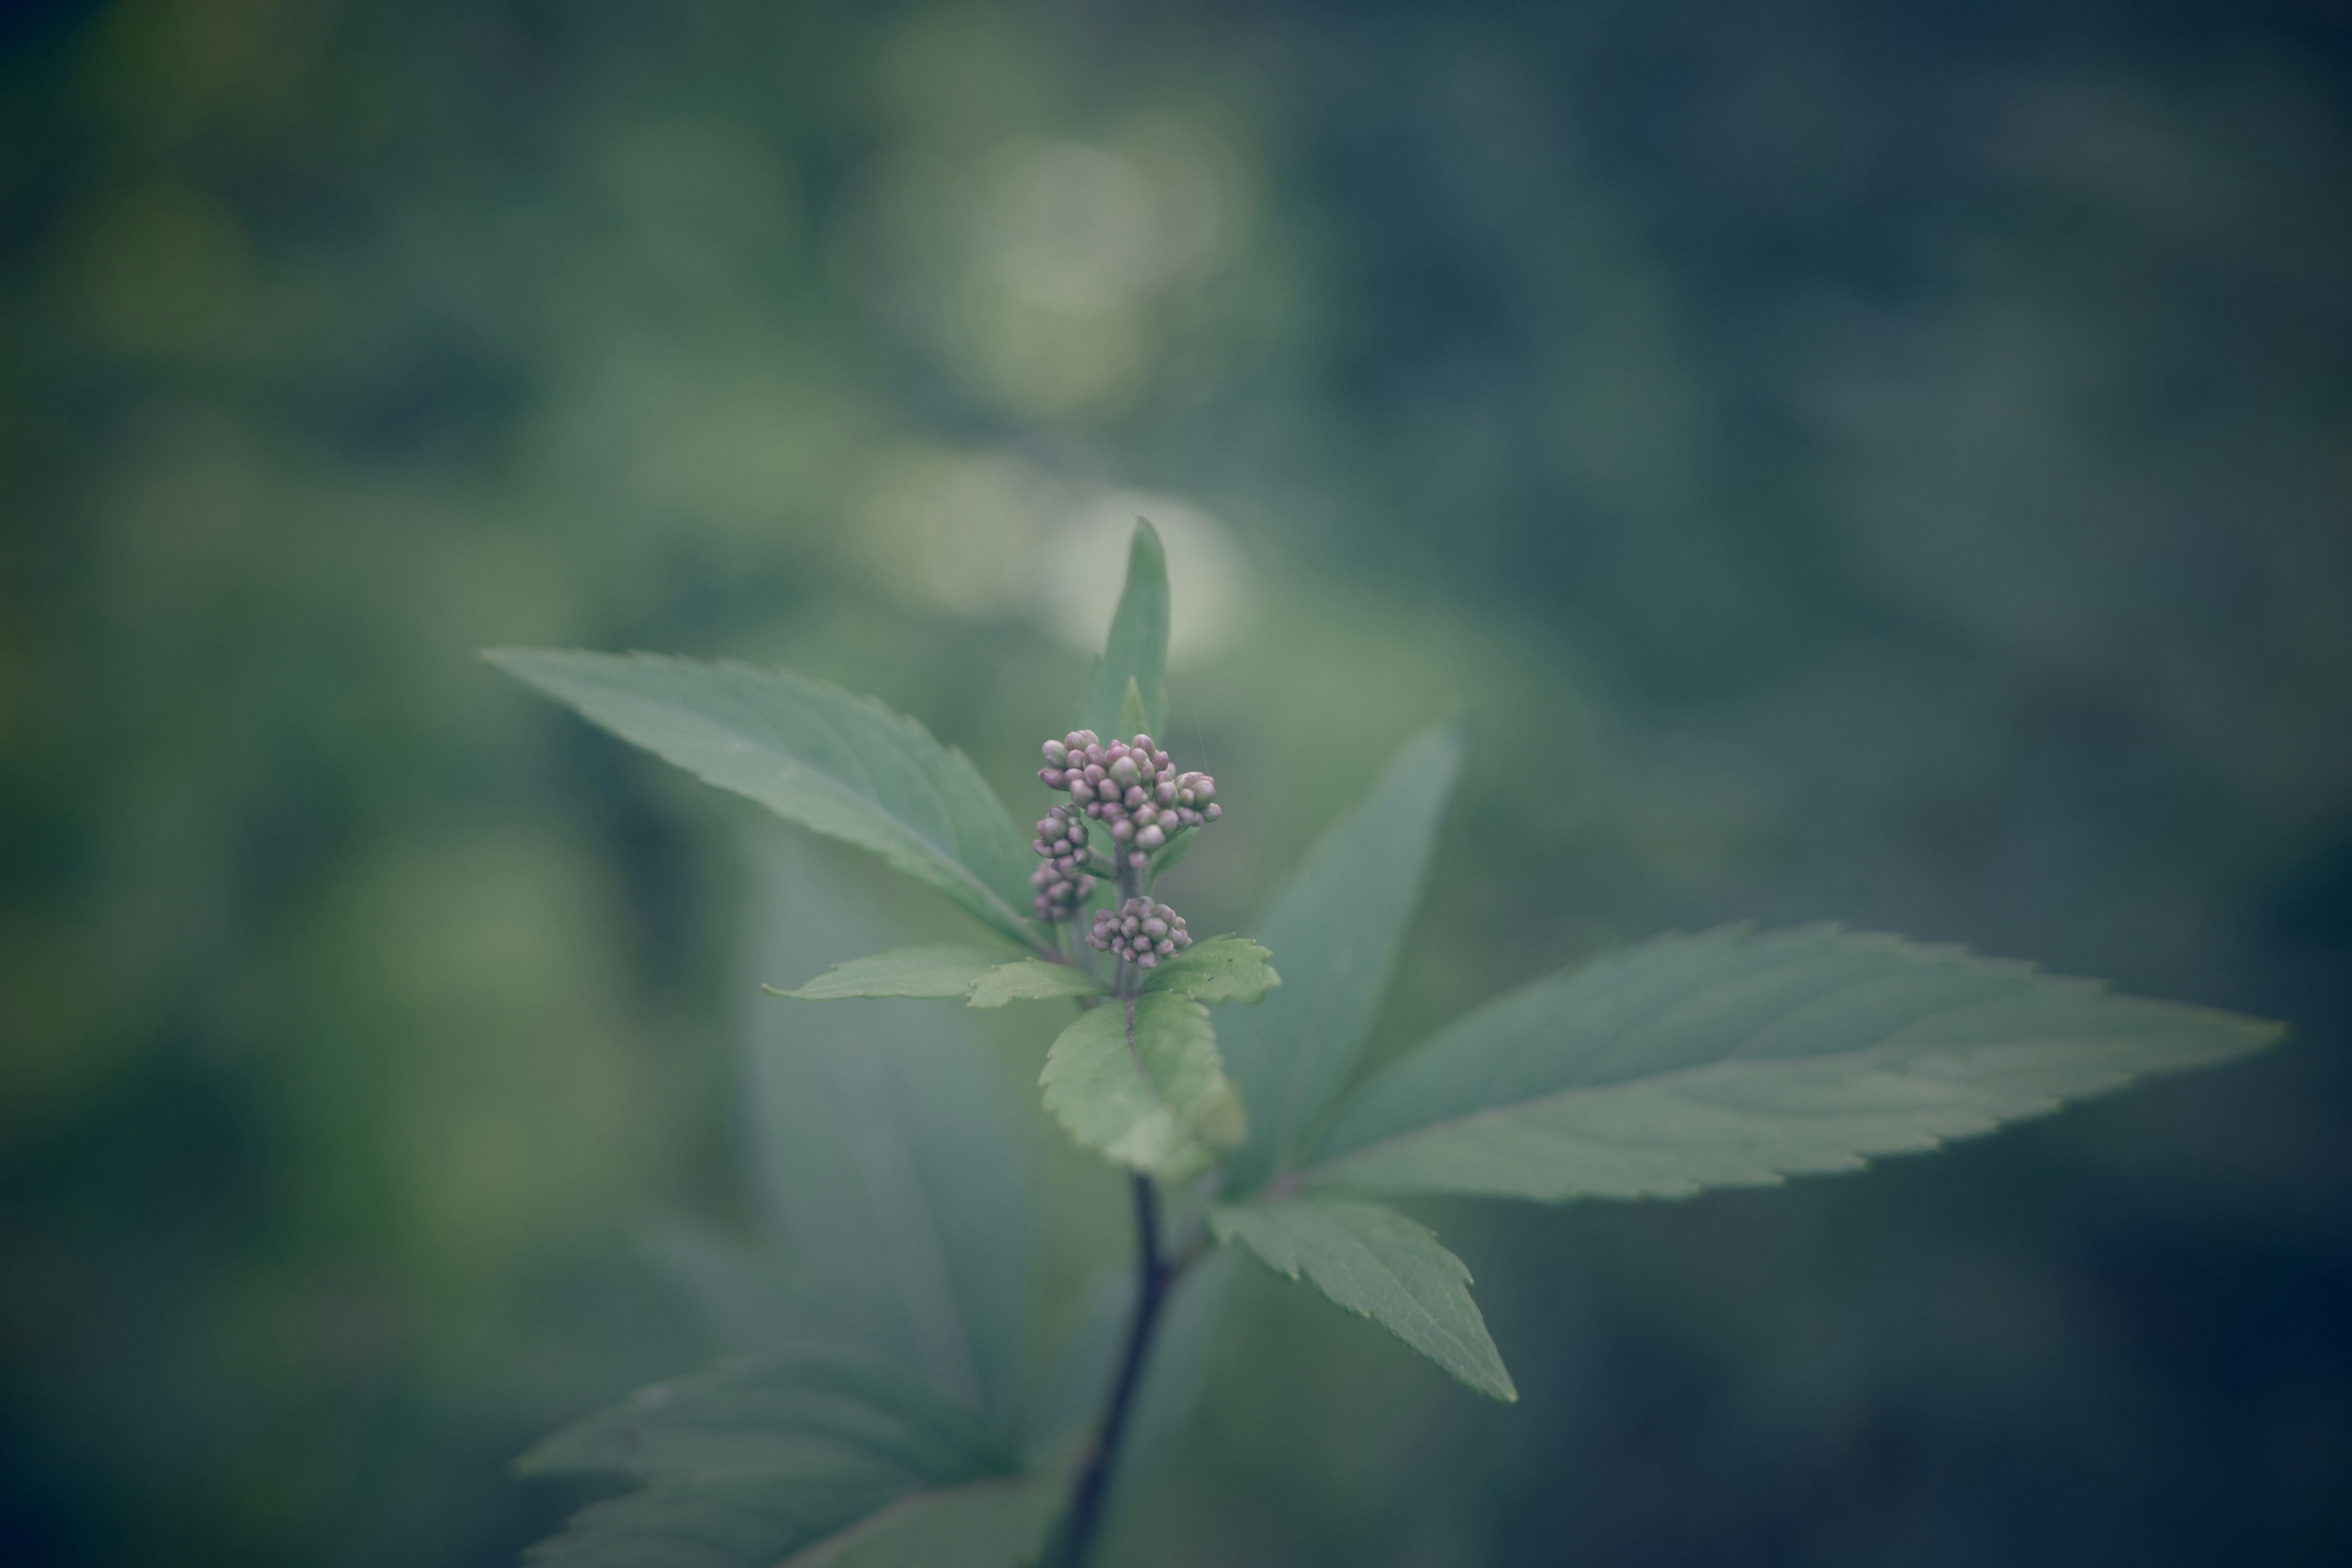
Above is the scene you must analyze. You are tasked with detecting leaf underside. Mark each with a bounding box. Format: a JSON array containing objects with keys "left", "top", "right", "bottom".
[
  {"left": 1306, "top": 924, "right": 2285, "bottom": 1202},
  {"left": 1210, "top": 1197, "right": 1515, "bottom": 1403},
  {"left": 487, "top": 650, "right": 1039, "bottom": 949},
  {"left": 1041, "top": 993, "right": 1246, "bottom": 1182},
  {"left": 1218, "top": 722, "right": 1464, "bottom": 1196},
  {"left": 771, "top": 945, "right": 1013, "bottom": 1000},
  {"left": 769, "top": 946, "right": 1106, "bottom": 1007},
  {"left": 966, "top": 958, "right": 1110, "bottom": 1008},
  {"left": 1083, "top": 521, "right": 1170, "bottom": 743}
]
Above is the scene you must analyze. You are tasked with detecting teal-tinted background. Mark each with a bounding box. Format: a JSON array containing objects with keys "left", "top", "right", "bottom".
[{"left": 4, "top": 1, "right": 2348, "bottom": 1563}]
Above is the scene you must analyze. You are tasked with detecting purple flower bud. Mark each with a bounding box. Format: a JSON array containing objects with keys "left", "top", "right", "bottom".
[
  {"left": 1109, "top": 756, "right": 1139, "bottom": 784},
  {"left": 1137, "top": 953, "right": 1158, "bottom": 968},
  {"left": 1155, "top": 781, "right": 1176, "bottom": 804},
  {"left": 1136, "top": 824, "right": 1165, "bottom": 850},
  {"left": 1156, "top": 938, "right": 1175, "bottom": 955},
  {"left": 1084, "top": 763, "right": 1106, "bottom": 783},
  {"left": 1131, "top": 733, "right": 1153, "bottom": 750},
  {"left": 1142, "top": 916, "right": 1168, "bottom": 938},
  {"left": 1205, "top": 803, "right": 1221, "bottom": 820},
  {"left": 1173, "top": 929, "right": 1191, "bottom": 946},
  {"left": 1110, "top": 819, "right": 1134, "bottom": 841},
  {"left": 1043, "top": 740, "right": 1069, "bottom": 765},
  {"left": 1039, "top": 768, "right": 1063, "bottom": 788},
  {"left": 1121, "top": 785, "right": 1145, "bottom": 809},
  {"left": 1069, "top": 778, "right": 1095, "bottom": 804}
]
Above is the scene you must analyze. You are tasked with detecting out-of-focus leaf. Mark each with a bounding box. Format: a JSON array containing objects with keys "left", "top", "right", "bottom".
[
  {"left": 966, "top": 959, "right": 1110, "bottom": 1008},
  {"left": 526, "top": 1471, "right": 1057, "bottom": 1568},
  {"left": 1208, "top": 1197, "right": 1515, "bottom": 1402},
  {"left": 1109, "top": 1247, "right": 1237, "bottom": 1518},
  {"left": 1040, "top": 995, "right": 1245, "bottom": 1182},
  {"left": 518, "top": 1351, "right": 1045, "bottom": 1568},
  {"left": 818, "top": 1472, "right": 1063, "bottom": 1567},
  {"left": 1081, "top": 522, "right": 1169, "bottom": 742},
  {"left": 519, "top": 1349, "right": 1016, "bottom": 1480},
  {"left": 1139, "top": 936, "right": 1280, "bottom": 1005},
  {"left": 1306, "top": 924, "right": 2286, "bottom": 1201},
  {"left": 1147, "top": 826, "right": 1196, "bottom": 880},
  {"left": 1218, "top": 722, "right": 1464, "bottom": 1195},
  {"left": 638, "top": 1215, "right": 810, "bottom": 1353},
  {"left": 748, "top": 842, "right": 1029, "bottom": 1422},
  {"left": 487, "top": 650, "right": 1039, "bottom": 949},
  {"left": 769, "top": 945, "right": 1015, "bottom": 1000},
  {"left": 1118, "top": 676, "right": 1149, "bottom": 743}
]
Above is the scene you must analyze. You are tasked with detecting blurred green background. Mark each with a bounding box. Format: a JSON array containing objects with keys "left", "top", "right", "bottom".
[{"left": 4, "top": 0, "right": 2349, "bottom": 1563}]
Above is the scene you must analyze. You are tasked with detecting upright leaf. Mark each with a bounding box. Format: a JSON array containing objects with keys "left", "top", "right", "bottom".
[
  {"left": 1218, "top": 722, "right": 1464, "bottom": 1195},
  {"left": 488, "top": 650, "right": 1039, "bottom": 949},
  {"left": 1305, "top": 924, "right": 2285, "bottom": 1202},
  {"left": 747, "top": 841, "right": 1029, "bottom": 1422},
  {"left": 1209, "top": 1197, "right": 1515, "bottom": 1403},
  {"left": 1040, "top": 994, "right": 1246, "bottom": 1182},
  {"left": 1082, "top": 521, "right": 1169, "bottom": 742}
]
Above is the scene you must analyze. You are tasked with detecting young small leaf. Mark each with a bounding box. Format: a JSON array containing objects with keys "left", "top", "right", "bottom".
[
  {"left": 1119, "top": 675, "right": 1149, "bottom": 742},
  {"left": 1040, "top": 993, "right": 1246, "bottom": 1181},
  {"left": 770, "top": 945, "right": 1014, "bottom": 1000},
  {"left": 1082, "top": 521, "right": 1169, "bottom": 742},
  {"left": 1140, "top": 935, "right": 1281, "bottom": 1005},
  {"left": 1305, "top": 924, "right": 2285, "bottom": 1202},
  {"left": 1218, "top": 722, "right": 1464, "bottom": 1195},
  {"left": 488, "top": 651, "right": 1040, "bottom": 949},
  {"left": 1148, "top": 826, "right": 1196, "bottom": 879},
  {"left": 1209, "top": 1197, "right": 1515, "bottom": 1403},
  {"left": 965, "top": 959, "right": 1110, "bottom": 1008}
]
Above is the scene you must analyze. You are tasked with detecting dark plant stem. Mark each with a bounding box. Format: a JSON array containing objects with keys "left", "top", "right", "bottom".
[{"left": 1050, "top": 1172, "right": 1174, "bottom": 1568}]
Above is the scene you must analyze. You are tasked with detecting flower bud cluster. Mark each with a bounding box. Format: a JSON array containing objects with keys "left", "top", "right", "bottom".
[
  {"left": 1038, "top": 729, "right": 1221, "bottom": 869},
  {"left": 1029, "top": 804, "right": 1096, "bottom": 922},
  {"left": 1087, "top": 897, "right": 1191, "bottom": 968}
]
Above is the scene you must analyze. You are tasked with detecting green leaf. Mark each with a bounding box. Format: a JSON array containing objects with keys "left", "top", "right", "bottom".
[
  {"left": 1218, "top": 722, "right": 1464, "bottom": 1196},
  {"left": 747, "top": 842, "right": 1029, "bottom": 1423},
  {"left": 1107, "top": 1246, "right": 1237, "bottom": 1519},
  {"left": 817, "top": 1472, "right": 1063, "bottom": 1567},
  {"left": 770, "top": 945, "right": 1015, "bottom": 1000},
  {"left": 1208, "top": 1197, "right": 1515, "bottom": 1403},
  {"left": 519, "top": 1352, "right": 1050, "bottom": 1568},
  {"left": 529, "top": 1471, "right": 1057, "bottom": 1568},
  {"left": 1147, "top": 826, "right": 1196, "bottom": 880},
  {"left": 637, "top": 1215, "right": 811, "bottom": 1352},
  {"left": 965, "top": 958, "right": 1110, "bottom": 1008},
  {"left": 520, "top": 1349, "right": 1019, "bottom": 1480},
  {"left": 1040, "top": 993, "right": 1246, "bottom": 1181},
  {"left": 1140, "top": 935, "right": 1280, "bottom": 1005},
  {"left": 488, "top": 650, "right": 1039, "bottom": 949},
  {"left": 1082, "top": 521, "right": 1169, "bottom": 742},
  {"left": 1118, "top": 676, "right": 1149, "bottom": 742},
  {"left": 1305, "top": 924, "right": 2286, "bottom": 1202}
]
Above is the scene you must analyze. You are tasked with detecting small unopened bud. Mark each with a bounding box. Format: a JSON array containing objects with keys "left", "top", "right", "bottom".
[{"left": 1043, "top": 740, "right": 1069, "bottom": 766}]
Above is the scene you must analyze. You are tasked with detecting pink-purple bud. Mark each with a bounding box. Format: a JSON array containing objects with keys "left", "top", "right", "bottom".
[{"left": 1086, "top": 896, "right": 1191, "bottom": 965}]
